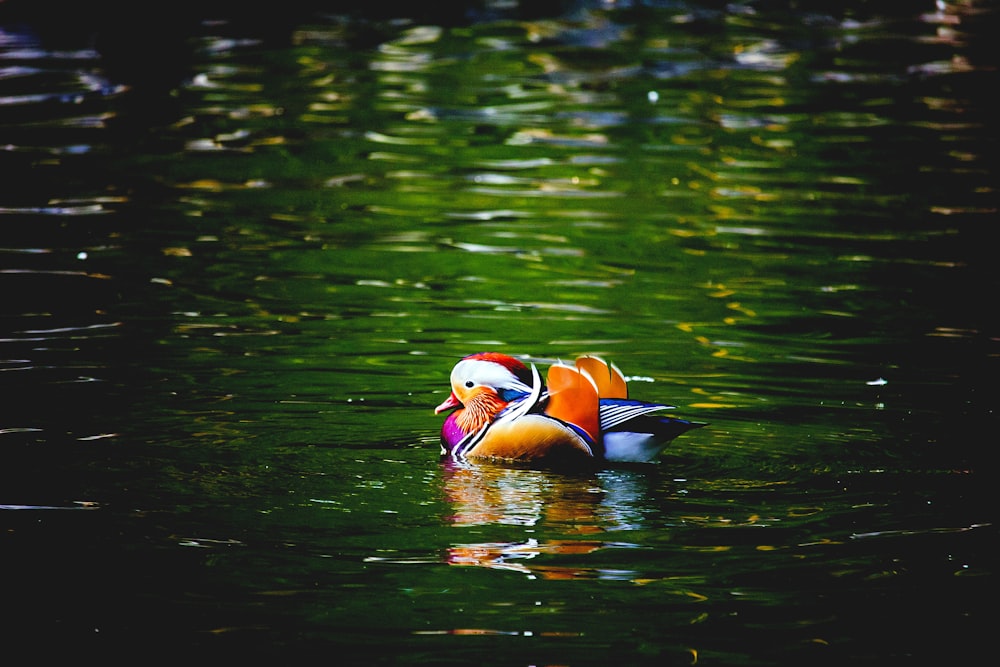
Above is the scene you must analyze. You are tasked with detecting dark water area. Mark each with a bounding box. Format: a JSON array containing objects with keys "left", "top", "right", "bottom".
[{"left": 1, "top": 1, "right": 996, "bottom": 663}]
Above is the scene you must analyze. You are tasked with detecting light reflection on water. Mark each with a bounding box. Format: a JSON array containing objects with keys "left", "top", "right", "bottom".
[{"left": 1, "top": 1, "right": 995, "bottom": 662}]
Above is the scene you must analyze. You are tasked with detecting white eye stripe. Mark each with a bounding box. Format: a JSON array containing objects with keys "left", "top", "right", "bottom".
[{"left": 452, "top": 359, "right": 531, "bottom": 392}]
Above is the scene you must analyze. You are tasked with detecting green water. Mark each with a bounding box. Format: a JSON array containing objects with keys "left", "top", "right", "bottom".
[{"left": 1, "top": 1, "right": 995, "bottom": 663}]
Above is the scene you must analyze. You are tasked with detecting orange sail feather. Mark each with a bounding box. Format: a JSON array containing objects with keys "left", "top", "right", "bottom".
[
  {"left": 544, "top": 363, "right": 601, "bottom": 444},
  {"left": 574, "top": 355, "right": 628, "bottom": 399}
]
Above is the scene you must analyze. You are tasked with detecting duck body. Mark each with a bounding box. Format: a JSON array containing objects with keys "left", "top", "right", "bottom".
[{"left": 435, "top": 352, "right": 704, "bottom": 463}]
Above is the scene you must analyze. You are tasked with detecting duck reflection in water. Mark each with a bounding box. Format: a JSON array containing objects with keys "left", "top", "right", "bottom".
[{"left": 441, "top": 459, "right": 649, "bottom": 580}]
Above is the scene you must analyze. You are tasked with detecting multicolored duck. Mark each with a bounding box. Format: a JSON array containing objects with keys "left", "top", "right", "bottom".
[{"left": 434, "top": 352, "right": 704, "bottom": 463}]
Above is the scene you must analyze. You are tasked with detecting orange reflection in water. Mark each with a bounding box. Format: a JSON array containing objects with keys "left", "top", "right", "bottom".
[
  {"left": 447, "top": 538, "right": 610, "bottom": 580},
  {"left": 441, "top": 460, "right": 641, "bottom": 581}
]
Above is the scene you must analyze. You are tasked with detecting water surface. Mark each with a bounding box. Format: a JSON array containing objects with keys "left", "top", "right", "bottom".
[{"left": 1, "top": 1, "right": 995, "bottom": 663}]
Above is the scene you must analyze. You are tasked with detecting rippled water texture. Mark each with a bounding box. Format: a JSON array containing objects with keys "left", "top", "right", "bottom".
[{"left": 1, "top": 1, "right": 995, "bottom": 663}]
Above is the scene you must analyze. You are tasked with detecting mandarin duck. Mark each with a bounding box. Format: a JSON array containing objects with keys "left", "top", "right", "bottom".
[{"left": 434, "top": 352, "right": 704, "bottom": 463}]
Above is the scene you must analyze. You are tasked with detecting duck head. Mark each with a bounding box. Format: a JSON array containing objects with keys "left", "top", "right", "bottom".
[{"left": 434, "top": 352, "right": 535, "bottom": 435}]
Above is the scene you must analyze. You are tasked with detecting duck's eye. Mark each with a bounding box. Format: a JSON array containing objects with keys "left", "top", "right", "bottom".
[{"left": 464, "top": 380, "right": 475, "bottom": 388}]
